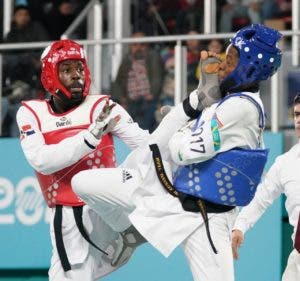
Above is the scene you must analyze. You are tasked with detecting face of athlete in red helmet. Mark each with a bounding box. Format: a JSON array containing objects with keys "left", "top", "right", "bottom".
[
  {"left": 57, "top": 59, "right": 85, "bottom": 105},
  {"left": 40, "top": 39, "right": 91, "bottom": 113}
]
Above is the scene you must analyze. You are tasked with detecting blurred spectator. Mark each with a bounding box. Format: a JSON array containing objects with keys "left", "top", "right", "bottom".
[
  {"left": 111, "top": 31, "right": 164, "bottom": 132},
  {"left": 277, "top": 0, "right": 292, "bottom": 17},
  {"left": 185, "top": 30, "right": 202, "bottom": 93},
  {"left": 247, "top": 0, "right": 262, "bottom": 24},
  {"left": 4, "top": 5, "right": 49, "bottom": 43},
  {"left": 15, "top": 0, "right": 28, "bottom": 5},
  {"left": 260, "top": 0, "right": 280, "bottom": 21},
  {"left": 257, "top": 1, "right": 291, "bottom": 30},
  {"left": 21, "top": 0, "right": 53, "bottom": 26},
  {"left": 1, "top": 81, "right": 31, "bottom": 137},
  {"left": 18, "top": 0, "right": 88, "bottom": 40},
  {"left": 3, "top": 4, "right": 48, "bottom": 87},
  {"left": 39, "top": 0, "right": 88, "bottom": 40},
  {"left": 0, "top": 1, "right": 3, "bottom": 40},
  {"left": 156, "top": 30, "right": 202, "bottom": 124},
  {"left": 175, "top": 0, "right": 204, "bottom": 34},
  {"left": 131, "top": 0, "right": 181, "bottom": 35},
  {"left": 131, "top": 0, "right": 204, "bottom": 36},
  {"left": 159, "top": 44, "right": 176, "bottom": 110},
  {"left": 2, "top": 4, "right": 49, "bottom": 136},
  {"left": 219, "top": 0, "right": 263, "bottom": 32}
]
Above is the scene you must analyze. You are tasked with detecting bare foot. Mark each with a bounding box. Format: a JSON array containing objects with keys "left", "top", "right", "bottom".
[
  {"left": 200, "top": 50, "right": 222, "bottom": 74},
  {"left": 195, "top": 50, "right": 223, "bottom": 110}
]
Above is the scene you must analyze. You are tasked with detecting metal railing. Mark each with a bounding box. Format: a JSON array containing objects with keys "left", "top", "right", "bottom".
[
  {"left": 0, "top": 0, "right": 299, "bottom": 135},
  {"left": 61, "top": 0, "right": 103, "bottom": 92},
  {"left": 0, "top": 30, "right": 300, "bottom": 133}
]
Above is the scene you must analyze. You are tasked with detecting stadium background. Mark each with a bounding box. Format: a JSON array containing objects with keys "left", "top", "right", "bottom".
[
  {"left": 0, "top": 134, "right": 291, "bottom": 281},
  {"left": 0, "top": 0, "right": 299, "bottom": 280}
]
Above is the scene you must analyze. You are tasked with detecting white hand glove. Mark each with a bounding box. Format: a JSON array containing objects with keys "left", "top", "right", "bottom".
[
  {"left": 160, "top": 105, "right": 173, "bottom": 117},
  {"left": 196, "top": 51, "right": 222, "bottom": 111},
  {"left": 89, "top": 100, "right": 121, "bottom": 139}
]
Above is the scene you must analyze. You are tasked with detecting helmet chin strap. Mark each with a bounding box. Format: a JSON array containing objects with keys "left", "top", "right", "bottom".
[
  {"left": 52, "top": 89, "right": 84, "bottom": 113},
  {"left": 220, "top": 78, "right": 259, "bottom": 96},
  {"left": 220, "top": 77, "right": 236, "bottom": 97}
]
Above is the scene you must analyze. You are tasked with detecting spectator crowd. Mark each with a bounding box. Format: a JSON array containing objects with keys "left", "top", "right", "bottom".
[{"left": 0, "top": 0, "right": 292, "bottom": 136}]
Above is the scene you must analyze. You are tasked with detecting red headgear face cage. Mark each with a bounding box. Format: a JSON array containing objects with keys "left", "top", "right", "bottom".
[{"left": 40, "top": 39, "right": 91, "bottom": 99}]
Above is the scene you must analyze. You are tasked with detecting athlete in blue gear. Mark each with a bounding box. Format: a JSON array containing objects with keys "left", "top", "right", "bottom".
[
  {"left": 71, "top": 24, "right": 282, "bottom": 281},
  {"left": 174, "top": 23, "right": 282, "bottom": 206}
]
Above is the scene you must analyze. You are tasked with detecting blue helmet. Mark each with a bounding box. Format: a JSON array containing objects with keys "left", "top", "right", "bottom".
[{"left": 222, "top": 24, "right": 282, "bottom": 92}]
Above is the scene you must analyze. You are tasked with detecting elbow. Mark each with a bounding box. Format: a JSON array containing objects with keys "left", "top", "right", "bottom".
[
  {"left": 39, "top": 169, "right": 55, "bottom": 176},
  {"left": 24, "top": 146, "right": 58, "bottom": 175},
  {"left": 27, "top": 156, "right": 57, "bottom": 175},
  {"left": 168, "top": 136, "right": 189, "bottom": 165},
  {"left": 170, "top": 149, "right": 188, "bottom": 166},
  {"left": 35, "top": 165, "right": 55, "bottom": 175}
]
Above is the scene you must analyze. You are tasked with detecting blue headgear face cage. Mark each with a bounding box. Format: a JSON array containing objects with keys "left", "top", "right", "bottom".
[{"left": 222, "top": 24, "right": 282, "bottom": 92}]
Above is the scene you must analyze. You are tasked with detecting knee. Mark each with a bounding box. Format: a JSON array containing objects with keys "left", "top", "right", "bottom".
[{"left": 71, "top": 170, "right": 89, "bottom": 197}]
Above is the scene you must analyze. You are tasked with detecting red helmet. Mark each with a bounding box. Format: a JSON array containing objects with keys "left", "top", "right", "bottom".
[{"left": 40, "top": 39, "right": 91, "bottom": 99}]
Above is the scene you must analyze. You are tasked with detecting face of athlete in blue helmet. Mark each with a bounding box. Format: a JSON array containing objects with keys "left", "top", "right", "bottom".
[
  {"left": 218, "top": 45, "right": 239, "bottom": 84},
  {"left": 217, "top": 24, "right": 282, "bottom": 95}
]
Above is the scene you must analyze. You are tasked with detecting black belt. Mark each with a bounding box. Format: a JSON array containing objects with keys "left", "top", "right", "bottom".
[
  {"left": 149, "top": 143, "right": 234, "bottom": 254},
  {"left": 54, "top": 205, "right": 108, "bottom": 272}
]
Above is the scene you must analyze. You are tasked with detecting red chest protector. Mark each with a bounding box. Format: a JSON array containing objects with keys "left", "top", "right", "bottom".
[
  {"left": 24, "top": 96, "right": 116, "bottom": 207},
  {"left": 36, "top": 131, "right": 115, "bottom": 207}
]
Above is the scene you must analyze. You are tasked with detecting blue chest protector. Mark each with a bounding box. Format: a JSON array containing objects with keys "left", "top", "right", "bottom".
[{"left": 173, "top": 93, "right": 268, "bottom": 207}]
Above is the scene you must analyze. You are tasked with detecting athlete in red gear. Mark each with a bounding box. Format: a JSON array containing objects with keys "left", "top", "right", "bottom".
[{"left": 17, "top": 39, "right": 148, "bottom": 281}]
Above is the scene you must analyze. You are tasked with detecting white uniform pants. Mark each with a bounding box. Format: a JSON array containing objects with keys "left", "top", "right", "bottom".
[
  {"left": 72, "top": 168, "right": 236, "bottom": 281},
  {"left": 282, "top": 249, "right": 300, "bottom": 281},
  {"left": 48, "top": 206, "right": 121, "bottom": 281},
  {"left": 72, "top": 168, "right": 139, "bottom": 232},
  {"left": 72, "top": 101, "right": 190, "bottom": 233},
  {"left": 182, "top": 210, "right": 236, "bottom": 281}
]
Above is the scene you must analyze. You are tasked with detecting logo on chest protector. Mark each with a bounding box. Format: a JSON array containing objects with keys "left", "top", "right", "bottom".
[
  {"left": 56, "top": 116, "right": 72, "bottom": 127},
  {"left": 122, "top": 170, "right": 132, "bottom": 183}
]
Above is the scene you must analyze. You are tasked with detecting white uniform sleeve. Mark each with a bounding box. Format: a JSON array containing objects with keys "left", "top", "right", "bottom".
[
  {"left": 17, "top": 106, "right": 98, "bottom": 175},
  {"left": 168, "top": 97, "right": 260, "bottom": 165},
  {"left": 148, "top": 101, "right": 191, "bottom": 149},
  {"left": 233, "top": 159, "right": 283, "bottom": 234},
  {"left": 91, "top": 101, "right": 149, "bottom": 150}
]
